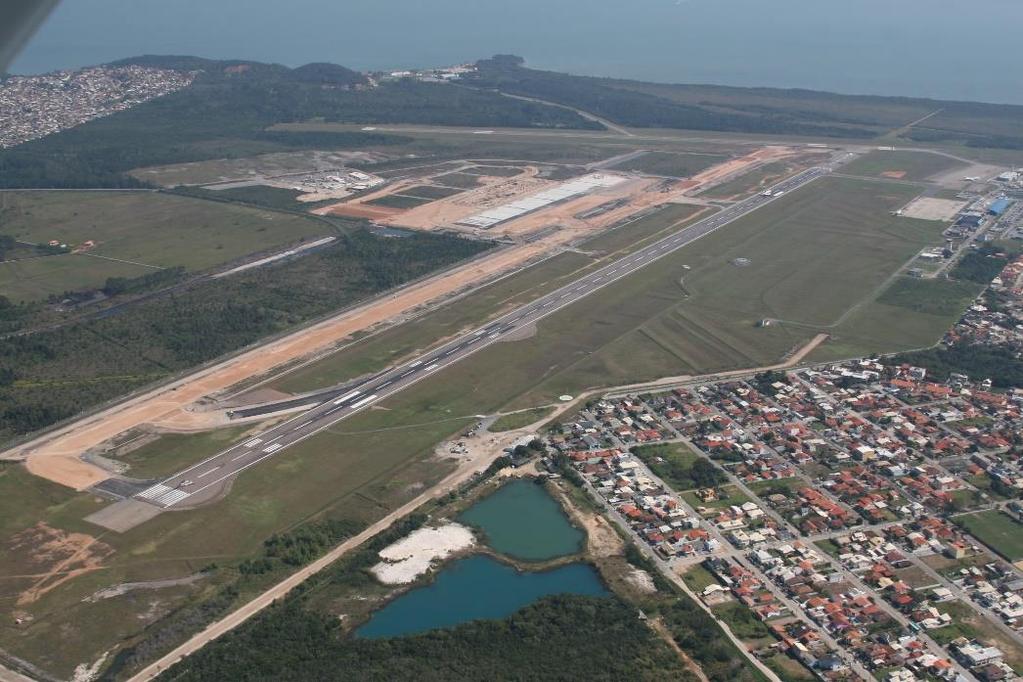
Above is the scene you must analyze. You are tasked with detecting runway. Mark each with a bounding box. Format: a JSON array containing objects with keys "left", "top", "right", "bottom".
[{"left": 133, "top": 163, "right": 836, "bottom": 509}]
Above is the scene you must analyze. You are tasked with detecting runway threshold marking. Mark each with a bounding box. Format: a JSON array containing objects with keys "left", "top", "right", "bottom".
[{"left": 138, "top": 167, "right": 829, "bottom": 510}]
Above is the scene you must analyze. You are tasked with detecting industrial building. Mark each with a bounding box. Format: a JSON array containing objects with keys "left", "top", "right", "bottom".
[
  {"left": 988, "top": 197, "right": 1014, "bottom": 216},
  {"left": 456, "top": 173, "right": 627, "bottom": 229}
]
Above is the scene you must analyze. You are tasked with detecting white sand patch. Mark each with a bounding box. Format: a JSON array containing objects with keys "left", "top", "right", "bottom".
[
  {"left": 371, "top": 523, "right": 476, "bottom": 585},
  {"left": 625, "top": 567, "right": 657, "bottom": 594}
]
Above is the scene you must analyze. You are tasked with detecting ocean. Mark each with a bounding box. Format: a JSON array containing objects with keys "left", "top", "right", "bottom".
[{"left": 12, "top": 0, "right": 1023, "bottom": 105}]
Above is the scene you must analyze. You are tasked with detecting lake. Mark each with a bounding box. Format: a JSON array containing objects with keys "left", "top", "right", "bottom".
[
  {"left": 458, "top": 478, "right": 584, "bottom": 562},
  {"left": 15, "top": 0, "right": 1023, "bottom": 104},
  {"left": 355, "top": 554, "right": 607, "bottom": 639}
]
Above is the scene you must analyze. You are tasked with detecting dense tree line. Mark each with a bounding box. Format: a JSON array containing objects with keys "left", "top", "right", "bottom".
[
  {"left": 950, "top": 245, "right": 1013, "bottom": 284},
  {"left": 0, "top": 230, "right": 492, "bottom": 441},
  {"left": 263, "top": 518, "right": 365, "bottom": 567},
  {"left": 632, "top": 445, "right": 726, "bottom": 491},
  {"left": 888, "top": 344, "right": 1023, "bottom": 388},
  {"left": 659, "top": 597, "right": 764, "bottom": 681},
  {"left": 0, "top": 58, "right": 595, "bottom": 188},
  {"left": 102, "top": 266, "right": 187, "bottom": 297},
  {"left": 468, "top": 56, "right": 875, "bottom": 138},
  {"left": 154, "top": 595, "right": 688, "bottom": 682},
  {"left": 467, "top": 55, "right": 1023, "bottom": 150}
]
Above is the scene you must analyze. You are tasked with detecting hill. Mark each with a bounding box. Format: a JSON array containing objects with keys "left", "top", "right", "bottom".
[
  {"left": 0, "top": 56, "right": 599, "bottom": 188},
  {"left": 292, "top": 62, "right": 368, "bottom": 87}
]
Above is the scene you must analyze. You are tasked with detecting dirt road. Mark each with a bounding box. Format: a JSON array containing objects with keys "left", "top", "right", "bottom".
[
  {"left": 124, "top": 332, "right": 833, "bottom": 681},
  {"left": 9, "top": 147, "right": 798, "bottom": 491},
  {"left": 7, "top": 242, "right": 572, "bottom": 490},
  {"left": 127, "top": 443, "right": 498, "bottom": 681}
]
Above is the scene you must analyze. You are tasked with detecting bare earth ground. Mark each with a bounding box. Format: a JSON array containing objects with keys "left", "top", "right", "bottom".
[
  {"left": 123, "top": 326, "right": 820, "bottom": 681},
  {"left": 375, "top": 167, "right": 546, "bottom": 231},
  {"left": 313, "top": 173, "right": 476, "bottom": 220},
  {"left": 7, "top": 241, "right": 582, "bottom": 489},
  {"left": 7, "top": 147, "right": 796, "bottom": 491},
  {"left": 5, "top": 523, "right": 114, "bottom": 608},
  {"left": 127, "top": 429, "right": 504, "bottom": 682},
  {"left": 130, "top": 150, "right": 393, "bottom": 187},
  {"left": 682, "top": 145, "right": 799, "bottom": 193},
  {"left": 901, "top": 197, "right": 969, "bottom": 221}
]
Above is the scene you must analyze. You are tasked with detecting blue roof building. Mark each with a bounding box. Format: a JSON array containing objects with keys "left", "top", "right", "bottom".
[{"left": 988, "top": 198, "right": 1013, "bottom": 216}]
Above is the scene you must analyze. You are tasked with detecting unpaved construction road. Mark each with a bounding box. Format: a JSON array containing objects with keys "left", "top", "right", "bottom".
[{"left": 6, "top": 241, "right": 568, "bottom": 490}]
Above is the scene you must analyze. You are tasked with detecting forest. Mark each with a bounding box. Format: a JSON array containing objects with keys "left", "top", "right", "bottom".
[
  {"left": 0, "top": 57, "right": 596, "bottom": 188},
  {"left": 631, "top": 444, "right": 727, "bottom": 492},
  {"left": 889, "top": 344, "right": 1023, "bottom": 389},
  {"left": 950, "top": 245, "right": 1016, "bottom": 284},
  {"left": 0, "top": 229, "right": 492, "bottom": 441},
  {"left": 467, "top": 55, "right": 1023, "bottom": 149},
  {"left": 153, "top": 596, "right": 690, "bottom": 682}
]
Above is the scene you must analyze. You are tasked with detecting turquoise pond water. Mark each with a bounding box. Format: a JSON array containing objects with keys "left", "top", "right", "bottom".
[
  {"left": 356, "top": 480, "right": 601, "bottom": 638},
  {"left": 355, "top": 554, "right": 607, "bottom": 639},
  {"left": 457, "top": 478, "right": 584, "bottom": 561}
]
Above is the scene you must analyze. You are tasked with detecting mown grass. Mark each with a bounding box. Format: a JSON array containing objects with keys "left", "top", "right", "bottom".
[
  {"left": 841, "top": 150, "right": 964, "bottom": 181},
  {"left": 607, "top": 151, "right": 728, "bottom": 177},
  {"left": 956, "top": 510, "right": 1023, "bottom": 561},
  {"left": 0, "top": 253, "right": 153, "bottom": 302},
  {"left": 0, "top": 190, "right": 332, "bottom": 276},
  {"left": 876, "top": 277, "right": 983, "bottom": 317},
  {"left": 112, "top": 426, "right": 255, "bottom": 480},
  {"left": 489, "top": 407, "right": 556, "bottom": 432}
]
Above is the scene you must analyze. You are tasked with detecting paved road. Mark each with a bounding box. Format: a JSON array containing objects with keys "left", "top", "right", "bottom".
[
  {"left": 576, "top": 473, "right": 783, "bottom": 682},
  {"left": 134, "top": 165, "right": 835, "bottom": 510}
]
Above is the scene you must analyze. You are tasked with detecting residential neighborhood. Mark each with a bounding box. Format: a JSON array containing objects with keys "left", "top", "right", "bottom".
[
  {"left": 547, "top": 344, "right": 1023, "bottom": 680},
  {"left": 0, "top": 65, "right": 196, "bottom": 148}
]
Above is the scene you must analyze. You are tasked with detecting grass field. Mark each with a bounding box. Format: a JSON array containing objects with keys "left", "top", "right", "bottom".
[
  {"left": 0, "top": 253, "right": 153, "bottom": 302},
  {"left": 701, "top": 161, "right": 801, "bottom": 199},
  {"left": 277, "top": 176, "right": 952, "bottom": 417},
  {"left": 401, "top": 185, "right": 464, "bottom": 200},
  {"left": 434, "top": 172, "right": 484, "bottom": 189},
  {"left": 876, "top": 277, "right": 983, "bottom": 316},
  {"left": 503, "top": 176, "right": 948, "bottom": 405},
  {"left": 579, "top": 203, "right": 704, "bottom": 255},
  {"left": 0, "top": 191, "right": 332, "bottom": 299},
  {"left": 681, "top": 563, "right": 721, "bottom": 592},
  {"left": 189, "top": 185, "right": 340, "bottom": 212},
  {"left": 0, "top": 170, "right": 960, "bottom": 677},
  {"left": 630, "top": 441, "right": 708, "bottom": 491},
  {"left": 749, "top": 477, "right": 803, "bottom": 497},
  {"left": 607, "top": 151, "right": 729, "bottom": 177},
  {"left": 464, "top": 165, "right": 524, "bottom": 177},
  {"left": 956, "top": 510, "right": 1023, "bottom": 561},
  {"left": 270, "top": 250, "right": 599, "bottom": 394},
  {"left": 841, "top": 150, "right": 965, "bottom": 181},
  {"left": 681, "top": 484, "right": 752, "bottom": 511},
  {"left": 112, "top": 426, "right": 255, "bottom": 480},
  {"left": 764, "top": 653, "right": 816, "bottom": 682},
  {"left": 365, "top": 194, "right": 434, "bottom": 209},
  {"left": 489, "top": 407, "right": 555, "bottom": 432},
  {"left": 711, "top": 601, "right": 772, "bottom": 643},
  {"left": 0, "top": 399, "right": 465, "bottom": 677},
  {"left": 810, "top": 274, "right": 983, "bottom": 364}
]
